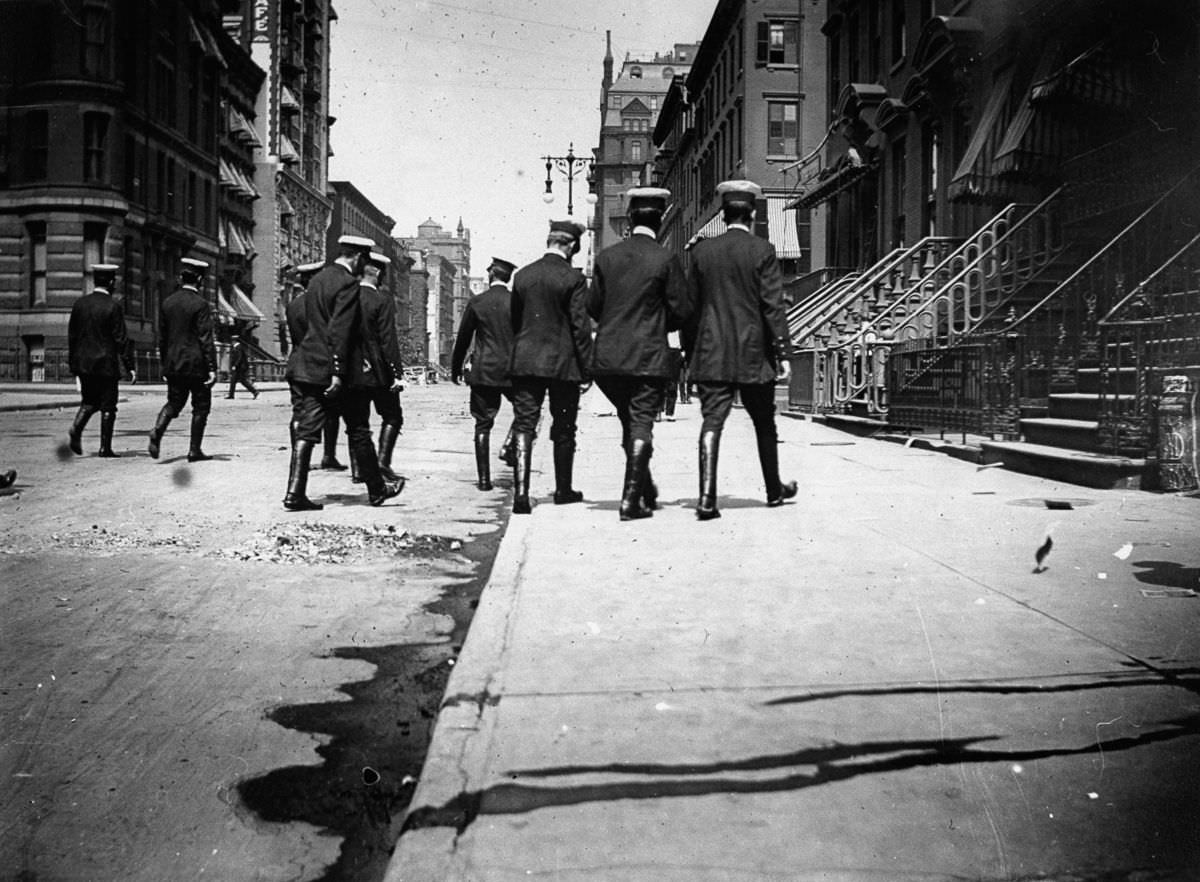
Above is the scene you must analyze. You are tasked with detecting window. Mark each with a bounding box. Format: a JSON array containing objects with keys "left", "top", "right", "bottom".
[
  {"left": 123, "top": 135, "right": 138, "bottom": 199},
  {"left": 83, "top": 112, "right": 109, "bottom": 182},
  {"left": 610, "top": 94, "right": 621, "bottom": 108},
  {"left": 25, "top": 110, "right": 49, "bottom": 181},
  {"left": 81, "top": 3, "right": 110, "bottom": 78},
  {"left": 155, "top": 56, "right": 177, "bottom": 128},
  {"left": 28, "top": 222, "right": 47, "bottom": 306},
  {"left": 630, "top": 66, "right": 642, "bottom": 78},
  {"left": 630, "top": 140, "right": 642, "bottom": 162},
  {"left": 187, "top": 50, "right": 201, "bottom": 140},
  {"left": 756, "top": 20, "right": 799, "bottom": 67},
  {"left": 662, "top": 67, "right": 673, "bottom": 79},
  {"left": 186, "top": 171, "right": 197, "bottom": 227},
  {"left": 84, "top": 223, "right": 107, "bottom": 291},
  {"left": 155, "top": 151, "right": 166, "bottom": 213},
  {"left": 848, "top": 12, "right": 860, "bottom": 80},
  {"left": 124, "top": 235, "right": 141, "bottom": 317},
  {"left": 766, "top": 101, "right": 798, "bottom": 156},
  {"left": 892, "top": 0, "right": 907, "bottom": 63},
  {"left": 869, "top": 4, "right": 881, "bottom": 81}
]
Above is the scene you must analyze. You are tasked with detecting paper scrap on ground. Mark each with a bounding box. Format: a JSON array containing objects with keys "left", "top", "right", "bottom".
[{"left": 1113, "top": 543, "right": 1133, "bottom": 560}]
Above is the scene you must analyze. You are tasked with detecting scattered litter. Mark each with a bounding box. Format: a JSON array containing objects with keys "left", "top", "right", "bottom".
[
  {"left": 587, "top": 621, "right": 601, "bottom": 634},
  {"left": 976, "top": 462, "right": 1004, "bottom": 470},
  {"left": 654, "top": 702, "right": 673, "bottom": 711},
  {"left": 1097, "top": 573, "right": 1108, "bottom": 580},
  {"left": 1113, "top": 543, "right": 1133, "bottom": 560},
  {"left": 1011, "top": 764, "right": 1023, "bottom": 774},
  {"left": 212, "top": 523, "right": 457, "bottom": 565},
  {"left": 1045, "top": 499, "right": 1074, "bottom": 510},
  {"left": 1088, "top": 792, "right": 1100, "bottom": 800},
  {"left": 1140, "top": 587, "right": 1197, "bottom": 599}
]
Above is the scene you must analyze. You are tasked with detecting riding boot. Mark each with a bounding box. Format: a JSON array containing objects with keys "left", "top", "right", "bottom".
[
  {"left": 552, "top": 438, "right": 582, "bottom": 505},
  {"left": 512, "top": 431, "right": 533, "bottom": 514},
  {"left": 148, "top": 406, "right": 173, "bottom": 459},
  {"left": 642, "top": 463, "right": 659, "bottom": 511},
  {"left": 696, "top": 429, "right": 721, "bottom": 520},
  {"left": 98, "top": 412, "right": 119, "bottom": 457},
  {"left": 497, "top": 423, "right": 516, "bottom": 468},
  {"left": 350, "top": 447, "right": 363, "bottom": 483},
  {"left": 376, "top": 422, "right": 401, "bottom": 482},
  {"left": 756, "top": 424, "right": 797, "bottom": 506},
  {"left": 68, "top": 405, "right": 95, "bottom": 455},
  {"left": 282, "top": 439, "right": 323, "bottom": 511},
  {"left": 474, "top": 431, "right": 492, "bottom": 491},
  {"left": 619, "top": 438, "right": 654, "bottom": 521},
  {"left": 187, "top": 413, "right": 212, "bottom": 462},
  {"left": 319, "top": 417, "right": 346, "bottom": 470}
]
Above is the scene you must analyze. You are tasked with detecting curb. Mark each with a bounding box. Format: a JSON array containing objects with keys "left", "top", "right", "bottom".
[{"left": 384, "top": 510, "right": 533, "bottom": 882}]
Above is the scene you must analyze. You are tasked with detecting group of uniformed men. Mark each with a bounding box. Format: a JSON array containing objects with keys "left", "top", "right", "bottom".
[
  {"left": 452, "top": 178, "right": 796, "bottom": 522},
  {"left": 63, "top": 177, "right": 794, "bottom": 522}
]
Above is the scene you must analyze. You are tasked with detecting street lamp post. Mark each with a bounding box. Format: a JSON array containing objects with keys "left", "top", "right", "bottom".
[{"left": 542, "top": 143, "right": 597, "bottom": 216}]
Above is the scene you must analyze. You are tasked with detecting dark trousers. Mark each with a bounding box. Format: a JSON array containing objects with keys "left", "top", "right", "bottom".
[
  {"left": 368, "top": 387, "right": 403, "bottom": 429},
  {"left": 469, "top": 385, "right": 511, "bottom": 433},
  {"left": 511, "top": 378, "right": 579, "bottom": 445},
  {"left": 228, "top": 370, "right": 257, "bottom": 397},
  {"left": 597, "top": 376, "right": 664, "bottom": 447},
  {"left": 164, "top": 376, "right": 213, "bottom": 417},
  {"left": 290, "top": 381, "right": 329, "bottom": 442},
  {"left": 696, "top": 381, "right": 777, "bottom": 439},
  {"left": 79, "top": 375, "right": 119, "bottom": 411}
]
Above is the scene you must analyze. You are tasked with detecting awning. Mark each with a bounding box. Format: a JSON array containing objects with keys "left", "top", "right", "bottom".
[
  {"left": 225, "top": 221, "right": 244, "bottom": 256},
  {"left": 790, "top": 158, "right": 876, "bottom": 209},
  {"left": 230, "top": 285, "right": 265, "bottom": 321},
  {"left": 993, "top": 48, "right": 1067, "bottom": 179},
  {"left": 280, "top": 86, "right": 301, "bottom": 112},
  {"left": 766, "top": 196, "right": 802, "bottom": 259},
  {"left": 1031, "top": 41, "right": 1137, "bottom": 111},
  {"left": 948, "top": 64, "right": 1017, "bottom": 201},
  {"left": 187, "top": 16, "right": 226, "bottom": 68},
  {"left": 215, "top": 291, "right": 239, "bottom": 325},
  {"left": 229, "top": 109, "right": 262, "bottom": 148},
  {"left": 278, "top": 134, "right": 300, "bottom": 165},
  {"left": 278, "top": 192, "right": 295, "bottom": 218},
  {"left": 218, "top": 158, "right": 237, "bottom": 189}
]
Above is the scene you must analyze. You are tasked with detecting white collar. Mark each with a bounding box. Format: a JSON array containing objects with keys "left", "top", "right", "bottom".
[
  {"left": 543, "top": 248, "right": 568, "bottom": 260},
  {"left": 182, "top": 284, "right": 198, "bottom": 291},
  {"left": 632, "top": 226, "right": 657, "bottom": 240},
  {"left": 360, "top": 281, "right": 378, "bottom": 290},
  {"left": 727, "top": 223, "right": 751, "bottom": 233}
]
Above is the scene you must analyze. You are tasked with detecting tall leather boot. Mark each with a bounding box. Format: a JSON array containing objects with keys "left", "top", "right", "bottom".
[
  {"left": 350, "top": 447, "right": 363, "bottom": 483},
  {"left": 319, "top": 417, "right": 346, "bottom": 470},
  {"left": 757, "top": 424, "right": 797, "bottom": 507},
  {"left": 552, "top": 439, "right": 582, "bottom": 505},
  {"left": 148, "top": 406, "right": 173, "bottom": 459},
  {"left": 353, "top": 431, "right": 403, "bottom": 506},
  {"left": 696, "top": 429, "right": 721, "bottom": 520},
  {"left": 283, "top": 440, "right": 323, "bottom": 511},
  {"left": 642, "top": 463, "right": 659, "bottom": 511},
  {"left": 512, "top": 431, "right": 533, "bottom": 514},
  {"left": 98, "top": 411, "right": 119, "bottom": 457},
  {"left": 474, "top": 431, "right": 492, "bottom": 491},
  {"left": 619, "top": 438, "right": 653, "bottom": 521},
  {"left": 187, "top": 413, "right": 212, "bottom": 462},
  {"left": 68, "top": 405, "right": 95, "bottom": 455},
  {"left": 497, "top": 423, "right": 516, "bottom": 468},
  {"left": 376, "top": 422, "right": 401, "bottom": 482}
]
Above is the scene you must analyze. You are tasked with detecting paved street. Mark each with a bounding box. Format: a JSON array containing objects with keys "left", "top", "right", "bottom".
[{"left": 0, "top": 382, "right": 510, "bottom": 882}]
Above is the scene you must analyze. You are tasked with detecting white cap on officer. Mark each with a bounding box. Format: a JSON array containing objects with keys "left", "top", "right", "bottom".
[
  {"left": 626, "top": 187, "right": 671, "bottom": 212},
  {"left": 337, "top": 234, "right": 375, "bottom": 250},
  {"left": 180, "top": 257, "right": 209, "bottom": 272},
  {"left": 716, "top": 179, "right": 763, "bottom": 203}
]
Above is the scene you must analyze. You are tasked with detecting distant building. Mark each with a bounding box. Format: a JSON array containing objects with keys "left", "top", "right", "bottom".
[
  {"left": 592, "top": 35, "right": 700, "bottom": 253},
  {"left": 652, "top": 0, "right": 828, "bottom": 285},
  {"left": 408, "top": 218, "right": 470, "bottom": 369},
  {"left": 401, "top": 245, "right": 431, "bottom": 367}
]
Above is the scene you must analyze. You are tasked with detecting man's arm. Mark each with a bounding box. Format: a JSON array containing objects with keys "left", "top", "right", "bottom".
[
  {"left": 379, "top": 296, "right": 404, "bottom": 387},
  {"left": 450, "top": 304, "right": 477, "bottom": 383},
  {"left": 196, "top": 302, "right": 218, "bottom": 384},
  {"left": 327, "top": 278, "right": 361, "bottom": 391},
  {"left": 756, "top": 247, "right": 792, "bottom": 377},
  {"left": 663, "top": 253, "right": 691, "bottom": 332}
]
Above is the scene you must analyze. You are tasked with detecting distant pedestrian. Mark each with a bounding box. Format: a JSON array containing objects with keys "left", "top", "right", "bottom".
[
  {"left": 352, "top": 252, "right": 405, "bottom": 486},
  {"left": 683, "top": 180, "right": 796, "bottom": 520},
  {"left": 148, "top": 257, "right": 218, "bottom": 463},
  {"left": 283, "top": 235, "right": 402, "bottom": 510},
  {"left": 225, "top": 334, "right": 259, "bottom": 399},
  {"left": 508, "top": 220, "right": 593, "bottom": 514},
  {"left": 67, "top": 263, "right": 136, "bottom": 458},
  {"left": 286, "top": 260, "right": 344, "bottom": 468},
  {"left": 587, "top": 188, "right": 690, "bottom": 520},
  {"left": 452, "top": 256, "right": 518, "bottom": 491},
  {"left": 659, "top": 331, "right": 685, "bottom": 421}
]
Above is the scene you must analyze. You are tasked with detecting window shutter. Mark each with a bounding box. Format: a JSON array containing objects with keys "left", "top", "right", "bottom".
[{"left": 756, "top": 22, "right": 769, "bottom": 66}]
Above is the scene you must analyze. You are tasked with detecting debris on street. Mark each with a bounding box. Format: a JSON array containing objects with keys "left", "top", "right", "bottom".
[{"left": 212, "top": 521, "right": 460, "bottom": 565}]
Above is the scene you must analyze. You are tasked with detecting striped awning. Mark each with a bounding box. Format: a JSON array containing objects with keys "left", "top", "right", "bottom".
[
  {"left": 230, "top": 285, "right": 264, "bottom": 321},
  {"left": 278, "top": 134, "right": 300, "bottom": 165},
  {"left": 948, "top": 64, "right": 1018, "bottom": 201},
  {"left": 766, "top": 196, "right": 802, "bottom": 259}
]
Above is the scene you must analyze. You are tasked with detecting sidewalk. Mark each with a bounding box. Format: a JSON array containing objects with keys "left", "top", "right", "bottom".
[
  {"left": 387, "top": 389, "right": 1200, "bottom": 881},
  {"left": 0, "top": 381, "right": 290, "bottom": 412}
]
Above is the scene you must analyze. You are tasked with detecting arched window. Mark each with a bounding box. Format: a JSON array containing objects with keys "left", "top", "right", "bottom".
[{"left": 662, "top": 67, "right": 674, "bottom": 78}]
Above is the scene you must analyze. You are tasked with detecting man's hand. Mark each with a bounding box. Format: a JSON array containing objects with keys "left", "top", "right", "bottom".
[
  {"left": 325, "top": 376, "right": 343, "bottom": 397},
  {"left": 451, "top": 373, "right": 462, "bottom": 385},
  {"left": 129, "top": 370, "right": 137, "bottom": 385},
  {"left": 776, "top": 360, "right": 792, "bottom": 383},
  {"left": 205, "top": 371, "right": 217, "bottom": 387},
  {"left": 390, "top": 379, "right": 404, "bottom": 393}
]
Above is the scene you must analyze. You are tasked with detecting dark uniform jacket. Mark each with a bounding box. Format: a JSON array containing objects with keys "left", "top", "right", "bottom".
[
  {"left": 285, "top": 292, "right": 307, "bottom": 351},
  {"left": 587, "top": 233, "right": 690, "bottom": 378},
  {"left": 68, "top": 290, "right": 131, "bottom": 377},
  {"left": 683, "top": 227, "right": 791, "bottom": 384},
  {"left": 229, "top": 341, "right": 248, "bottom": 374},
  {"left": 356, "top": 282, "right": 403, "bottom": 389},
  {"left": 509, "top": 253, "right": 592, "bottom": 382},
  {"left": 286, "top": 263, "right": 363, "bottom": 386},
  {"left": 159, "top": 286, "right": 217, "bottom": 379},
  {"left": 451, "top": 284, "right": 514, "bottom": 388}
]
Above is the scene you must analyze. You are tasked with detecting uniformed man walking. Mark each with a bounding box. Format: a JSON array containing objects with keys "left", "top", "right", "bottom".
[
  {"left": 283, "top": 235, "right": 401, "bottom": 510},
  {"left": 508, "top": 220, "right": 593, "bottom": 514},
  {"left": 352, "top": 252, "right": 405, "bottom": 485},
  {"left": 451, "top": 256, "right": 518, "bottom": 491},
  {"left": 587, "top": 188, "right": 690, "bottom": 520},
  {"left": 225, "top": 334, "right": 259, "bottom": 399},
  {"left": 148, "top": 257, "right": 218, "bottom": 462},
  {"left": 683, "top": 180, "right": 797, "bottom": 520},
  {"left": 67, "top": 263, "right": 136, "bottom": 457}
]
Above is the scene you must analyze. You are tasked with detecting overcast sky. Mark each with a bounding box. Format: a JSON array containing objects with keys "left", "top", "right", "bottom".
[{"left": 326, "top": 0, "right": 718, "bottom": 276}]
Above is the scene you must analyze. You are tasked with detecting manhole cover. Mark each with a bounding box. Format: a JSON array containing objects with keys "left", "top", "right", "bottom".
[{"left": 1007, "top": 497, "right": 1098, "bottom": 509}]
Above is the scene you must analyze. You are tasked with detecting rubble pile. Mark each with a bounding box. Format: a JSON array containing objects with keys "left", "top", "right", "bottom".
[{"left": 214, "top": 522, "right": 462, "bottom": 565}]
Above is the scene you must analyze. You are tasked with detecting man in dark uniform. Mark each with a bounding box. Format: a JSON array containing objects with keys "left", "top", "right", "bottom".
[
  {"left": 67, "top": 263, "right": 136, "bottom": 457},
  {"left": 288, "top": 262, "right": 348, "bottom": 471},
  {"left": 148, "top": 257, "right": 218, "bottom": 462},
  {"left": 451, "top": 256, "right": 517, "bottom": 491},
  {"left": 225, "top": 334, "right": 259, "bottom": 399},
  {"left": 508, "top": 219, "right": 592, "bottom": 514},
  {"left": 587, "top": 188, "right": 690, "bottom": 521},
  {"left": 351, "top": 252, "right": 405, "bottom": 485},
  {"left": 683, "top": 180, "right": 797, "bottom": 520},
  {"left": 283, "top": 235, "right": 401, "bottom": 510}
]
